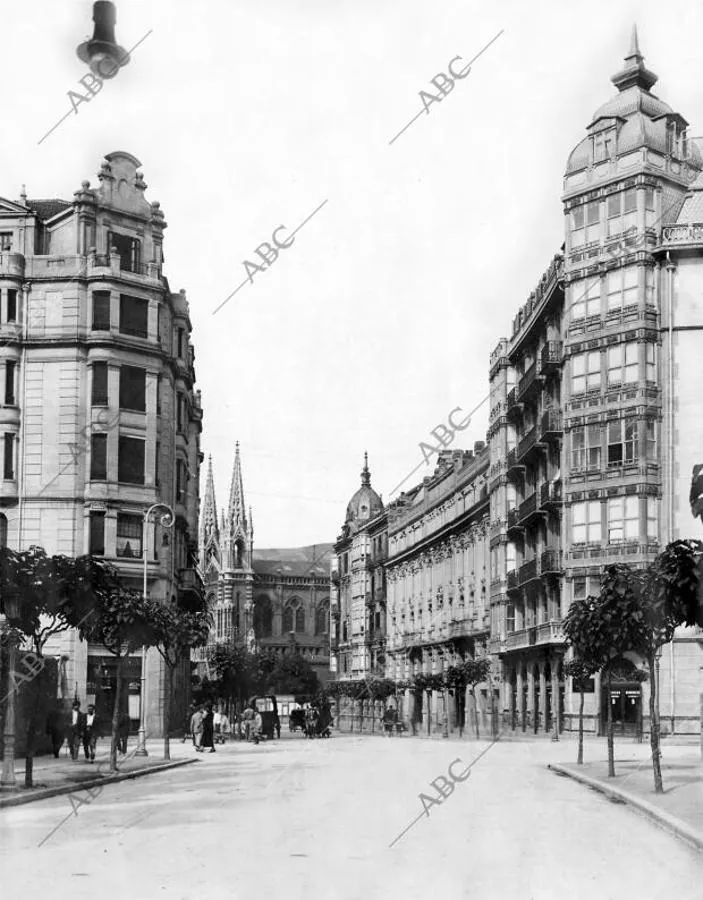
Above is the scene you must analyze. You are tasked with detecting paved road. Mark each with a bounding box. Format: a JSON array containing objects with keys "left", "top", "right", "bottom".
[{"left": 1, "top": 734, "right": 702, "bottom": 899}]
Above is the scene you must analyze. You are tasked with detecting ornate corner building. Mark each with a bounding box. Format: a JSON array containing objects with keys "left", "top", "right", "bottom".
[
  {"left": 197, "top": 447, "right": 333, "bottom": 685},
  {"left": 0, "top": 151, "right": 203, "bottom": 737}
]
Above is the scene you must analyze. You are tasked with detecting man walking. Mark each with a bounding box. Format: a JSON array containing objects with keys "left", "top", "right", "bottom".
[
  {"left": 46, "top": 702, "right": 67, "bottom": 758},
  {"left": 69, "top": 700, "right": 85, "bottom": 761},
  {"left": 83, "top": 704, "right": 100, "bottom": 762},
  {"left": 191, "top": 705, "right": 204, "bottom": 752},
  {"left": 242, "top": 703, "right": 255, "bottom": 742}
]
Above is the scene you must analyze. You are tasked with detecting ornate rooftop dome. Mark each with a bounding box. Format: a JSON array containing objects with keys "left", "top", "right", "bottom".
[{"left": 345, "top": 453, "right": 383, "bottom": 526}]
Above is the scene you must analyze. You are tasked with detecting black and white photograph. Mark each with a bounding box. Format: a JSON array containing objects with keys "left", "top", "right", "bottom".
[{"left": 1, "top": 1, "right": 703, "bottom": 897}]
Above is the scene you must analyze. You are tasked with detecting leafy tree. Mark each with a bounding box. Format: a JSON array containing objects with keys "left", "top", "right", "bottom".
[
  {"left": 208, "top": 640, "right": 258, "bottom": 708},
  {"left": 151, "top": 605, "right": 211, "bottom": 760},
  {"left": 461, "top": 658, "right": 492, "bottom": 739},
  {"left": 68, "top": 572, "right": 161, "bottom": 772},
  {"left": 562, "top": 658, "right": 598, "bottom": 765},
  {"left": 266, "top": 652, "right": 320, "bottom": 697}
]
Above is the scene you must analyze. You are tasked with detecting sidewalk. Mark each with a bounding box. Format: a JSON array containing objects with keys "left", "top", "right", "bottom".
[
  {"left": 0, "top": 737, "right": 196, "bottom": 809},
  {"left": 549, "top": 740, "right": 703, "bottom": 851}
]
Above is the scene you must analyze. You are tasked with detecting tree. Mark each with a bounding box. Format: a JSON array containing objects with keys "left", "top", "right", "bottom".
[
  {"left": 151, "top": 605, "right": 211, "bottom": 760},
  {"left": 68, "top": 571, "right": 161, "bottom": 772},
  {"left": 266, "top": 652, "right": 320, "bottom": 697},
  {"left": 562, "top": 658, "right": 598, "bottom": 765},
  {"left": 461, "top": 658, "right": 492, "bottom": 739}
]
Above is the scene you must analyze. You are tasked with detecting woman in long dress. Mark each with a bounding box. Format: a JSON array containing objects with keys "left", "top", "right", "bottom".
[{"left": 201, "top": 704, "right": 216, "bottom": 753}]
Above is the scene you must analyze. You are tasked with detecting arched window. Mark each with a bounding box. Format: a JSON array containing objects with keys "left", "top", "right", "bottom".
[
  {"left": 283, "top": 598, "right": 305, "bottom": 633},
  {"left": 254, "top": 595, "right": 272, "bottom": 638},
  {"left": 234, "top": 540, "right": 245, "bottom": 568},
  {"left": 0, "top": 514, "right": 7, "bottom": 549},
  {"left": 315, "top": 600, "right": 329, "bottom": 635}
]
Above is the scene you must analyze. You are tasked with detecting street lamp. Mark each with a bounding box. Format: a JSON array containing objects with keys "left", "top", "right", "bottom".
[
  {"left": 135, "top": 502, "right": 175, "bottom": 757},
  {"left": 0, "top": 591, "right": 20, "bottom": 789}
]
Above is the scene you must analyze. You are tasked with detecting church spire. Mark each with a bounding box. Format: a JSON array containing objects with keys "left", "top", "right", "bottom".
[
  {"left": 226, "top": 441, "right": 247, "bottom": 533},
  {"left": 199, "top": 455, "right": 221, "bottom": 570},
  {"left": 611, "top": 24, "right": 658, "bottom": 93}
]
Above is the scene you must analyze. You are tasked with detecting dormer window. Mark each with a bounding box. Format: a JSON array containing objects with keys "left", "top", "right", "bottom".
[
  {"left": 593, "top": 129, "right": 615, "bottom": 163},
  {"left": 667, "top": 122, "right": 687, "bottom": 159}
]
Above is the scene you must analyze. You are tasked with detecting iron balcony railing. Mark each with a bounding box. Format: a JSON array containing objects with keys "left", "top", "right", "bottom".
[
  {"left": 539, "top": 409, "right": 563, "bottom": 440},
  {"left": 518, "top": 558, "right": 538, "bottom": 586},
  {"left": 540, "top": 548, "right": 563, "bottom": 574},
  {"left": 540, "top": 341, "right": 563, "bottom": 373}
]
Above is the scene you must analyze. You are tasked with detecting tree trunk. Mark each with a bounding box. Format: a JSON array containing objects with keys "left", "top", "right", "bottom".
[
  {"left": 606, "top": 670, "right": 615, "bottom": 778},
  {"left": 647, "top": 652, "right": 664, "bottom": 794},
  {"left": 24, "top": 660, "right": 44, "bottom": 788},
  {"left": 110, "top": 655, "right": 124, "bottom": 772},
  {"left": 473, "top": 686, "right": 480, "bottom": 740},
  {"left": 163, "top": 662, "right": 172, "bottom": 761},
  {"left": 577, "top": 689, "right": 585, "bottom": 766}
]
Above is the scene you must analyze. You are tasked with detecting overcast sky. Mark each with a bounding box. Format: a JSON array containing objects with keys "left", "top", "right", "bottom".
[{"left": 2, "top": 0, "right": 702, "bottom": 547}]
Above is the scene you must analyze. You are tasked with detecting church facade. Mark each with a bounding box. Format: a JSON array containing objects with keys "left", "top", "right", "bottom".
[{"left": 196, "top": 445, "right": 332, "bottom": 686}]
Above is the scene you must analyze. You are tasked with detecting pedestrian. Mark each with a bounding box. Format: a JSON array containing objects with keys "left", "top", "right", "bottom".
[
  {"left": 182, "top": 701, "right": 197, "bottom": 743},
  {"left": 191, "top": 705, "right": 204, "bottom": 752},
  {"left": 213, "top": 707, "right": 222, "bottom": 743},
  {"left": 83, "top": 704, "right": 100, "bottom": 762},
  {"left": 383, "top": 705, "right": 395, "bottom": 737},
  {"left": 252, "top": 708, "right": 263, "bottom": 745},
  {"left": 218, "top": 710, "right": 230, "bottom": 744},
  {"left": 69, "top": 700, "right": 85, "bottom": 761},
  {"left": 117, "top": 710, "right": 130, "bottom": 754},
  {"left": 45, "top": 702, "right": 66, "bottom": 759},
  {"left": 242, "top": 703, "right": 255, "bottom": 742},
  {"left": 202, "top": 704, "right": 215, "bottom": 753}
]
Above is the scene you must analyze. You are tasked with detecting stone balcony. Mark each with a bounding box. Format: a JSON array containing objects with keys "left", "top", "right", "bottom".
[{"left": 503, "top": 620, "right": 565, "bottom": 652}]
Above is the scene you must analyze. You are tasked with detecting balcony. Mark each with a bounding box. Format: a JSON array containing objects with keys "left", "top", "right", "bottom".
[
  {"left": 517, "top": 363, "right": 541, "bottom": 402},
  {"left": 448, "top": 619, "right": 474, "bottom": 639},
  {"left": 540, "top": 548, "right": 563, "bottom": 575},
  {"left": 518, "top": 492, "right": 541, "bottom": 526},
  {"left": 177, "top": 567, "right": 204, "bottom": 610},
  {"left": 506, "top": 448, "right": 525, "bottom": 478},
  {"left": 506, "top": 508, "right": 523, "bottom": 537},
  {"left": 518, "top": 558, "right": 539, "bottom": 586},
  {"left": 506, "top": 387, "right": 522, "bottom": 422},
  {"left": 539, "top": 410, "right": 562, "bottom": 442},
  {"left": 506, "top": 569, "right": 519, "bottom": 592},
  {"left": 539, "top": 479, "right": 562, "bottom": 510},
  {"left": 540, "top": 341, "right": 563, "bottom": 375},
  {"left": 502, "top": 620, "right": 565, "bottom": 652},
  {"left": 0, "top": 252, "right": 24, "bottom": 278},
  {"left": 516, "top": 426, "right": 543, "bottom": 463}
]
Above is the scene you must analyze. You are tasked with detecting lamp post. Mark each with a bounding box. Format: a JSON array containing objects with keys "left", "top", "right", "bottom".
[
  {"left": 135, "top": 502, "right": 174, "bottom": 757},
  {"left": 0, "top": 592, "right": 20, "bottom": 790}
]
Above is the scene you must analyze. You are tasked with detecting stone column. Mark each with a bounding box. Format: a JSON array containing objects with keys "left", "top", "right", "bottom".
[
  {"left": 551, "top": 661, "right": 561, "bottom": 741},
  {"left": 527, "top": 666, "right": 535, "bottom": 732},
  {"left": 539, "top": 662, "right": 547, "bottom": 734},
  {"left": 516, "top": 666, "right": 524, "bottom": 732}
]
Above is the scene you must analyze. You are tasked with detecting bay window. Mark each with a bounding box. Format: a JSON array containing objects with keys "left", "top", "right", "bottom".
[
  {"left": 572, "top": 501, "right": 601, "bottom": 544},
  {"left": 571, "top": 424, "right": 602, "bottom": 470},
  {"left": 572, "top": 277, "right": 600, "bottom": 320},
  {"left": 607, "top": 420, "right": 638, "bottom": 466},
  {"left": 607, "top": 496, "right": 639, "bottom": 543},
  {"left": 572, "top": 351, "right": 600, "bottom": 394},
  {"left": 607, "top": 188, "right": 637, "bottom": 237},
  {"left": 607, "top": 343, "right": 638, "bottom": 386},
  {"left": 646, "top": 343, "right": 656, "bottom": 382},
  {"left": 606, "top": 266, "right": 638, "bottom": 311}
]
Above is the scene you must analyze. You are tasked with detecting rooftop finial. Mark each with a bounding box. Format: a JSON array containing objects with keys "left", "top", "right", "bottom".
[
  {"left": 361, "top": 451, "right": 371, "bottom": 486},
  {"left": 611, "top": 24, "right": 657, "bottom": 93}
]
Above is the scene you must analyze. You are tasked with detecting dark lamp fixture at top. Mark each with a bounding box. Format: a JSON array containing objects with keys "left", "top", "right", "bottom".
[{"left": 76, "top": 1, "right": 130, "bottom": 80}]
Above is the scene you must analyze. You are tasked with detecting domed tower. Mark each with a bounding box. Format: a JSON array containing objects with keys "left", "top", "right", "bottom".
[{"left": 345, "top": 452, "right": 384, "bottom": 533}]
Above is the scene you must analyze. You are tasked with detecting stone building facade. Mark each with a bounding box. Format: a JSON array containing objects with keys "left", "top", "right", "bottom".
[{"left": 0, "top": 151, "right": 203, "bottom": 737}]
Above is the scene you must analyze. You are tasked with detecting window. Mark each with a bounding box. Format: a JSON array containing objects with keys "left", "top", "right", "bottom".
[
  {"left": 177, "top": 328, "right": 185, "bottom": 358},
  {"left": 3, "top": 433, "right": 15, "bottom": 479},
  {"left": 594, "top": 129, "right": 614, "bottom": 162},
  {"left": 645, "top": 187, "right": 657, "bottom": 227},
  {"left": 647, "top": 497, "right": 658, "bottom": 540},
  {"left": 156, "top": 377, "right": 161, "bottom": 415},
  {"left": 646, "top": 343, "right": 656, "bottom": 382},
  {"left": 108, "top": 232, "right": 140, "bottom": 272},
  {"left": 572, "top": 277, "right": 600, "bottom": 320},
  {"left": 119, "top": 295, "right": 148, "bottom": 338},
  {"left": 506, "top": 602, "right": 515, "bottom": 633},
  {"left": 572, "top": 351, "right": 600, "bottom": 393},
  {"left": 572, "top": 501, "right": 601, "bottom": 544},
  {"left": 92, "top": 362, "right": 108, "bottom": 405},
  {"left": 645, "top": 268, "right": 655, "bottom": 307},
  {"left": 116, "top": 513, "right": 143, "bottom": 558},
  {"left": 573, "top": 578, "right": 587, "bottom": 602},
  {"left": 155, "top": 441, "right": 160, "bottom": 486},
  {"left": 117, "top": 436, "right": 145, "bottom": 484},
  {"left": 571, "top": 205, "right": 585, "bottom": 247},
  {"left": 0, "top": 233, "right": 12, "bottom": 251},
  {"left": 645, "top": 420, "right": 657, "bottom": 460},
  {"left": 608, "top": 420, "right": 638, "bottom": 466},
  {"left": 254, "top": 596, "right": 273, "bottom": 637},
  {"left": 572, "top": 424, "right": 602, "bottom": 469},
  {"left": 6, "top": 289, "right": 17, "bottom": 322},
  {"left": 90, "top": 433, "right": 107, "bottom": 480},
  {"left": 176, "top": 393, "right": 183, "bottom": 431},
  {"left": 607, "top": 343, "right": 638, "bottom": 386},
  {"left": 89, "top": 512, "right": 105, "bottom": 555},
  {"left": 316, "top": 601, "right": 329, "bottom": 635},
  {"left": 119, "top": 366, "right": 146, "bottom": 412},
  {"left": 176, "top": 459, "right": 186, "bottom": 503},
  {"left": 92, "top": 291, "right": 111, "bottom": 330},
  {"left": 585, "top": 201, "right": 600, "bottom": 243},
  {"left": 608, "top": 496, "right": 639, "bottom": 543},
  {"left": 607, "top": 189, "right": 637, "bottom": 237},
  {"left": 607, "top": 267, "right": 638, "bottom": 311},
  {"left": 4, "top": 361, "right": 16, "bottom": 405},
  {"left": 283, "top": 599, "right": 305, "bottom": 633},
  {"left": 0, "top": 513, "right": 6, "bottom": 548}
]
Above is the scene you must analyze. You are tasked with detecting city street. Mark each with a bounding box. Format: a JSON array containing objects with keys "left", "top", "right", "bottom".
[{"left": 1, "top": 734, "right": 702, "bottom": 899}]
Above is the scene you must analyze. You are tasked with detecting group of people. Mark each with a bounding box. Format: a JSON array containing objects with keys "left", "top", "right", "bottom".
[
  {"left": 185, "top": 701, "right": 265, "bottom": 748},
  {"left": 45, "top": 699, "right": 131, "bottom": 761}
]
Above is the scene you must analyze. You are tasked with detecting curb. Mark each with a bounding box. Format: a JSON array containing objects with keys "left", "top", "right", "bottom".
[
  {"left": 548, "top": 762, "right": 703, "bottom": 853},
  {"left": 0, "top": 757, "right": 197, "bottom": 810}
]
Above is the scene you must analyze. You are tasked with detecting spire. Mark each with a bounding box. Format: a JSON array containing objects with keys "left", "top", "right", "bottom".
[
  {"left": 611, "top": 24, "right": 658, "bottom": 93},
  {"left": 226, "top": 442, "right": 247, "bottom": 532},
  {"left": 199, "top": 455, "right": 220, "bottom": 569},
  {"left": 248, "top": 506, "right": 254, "bottom": 537},
  {"left": 361, "top": 451, "right": 371, "bottom": 487}
]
